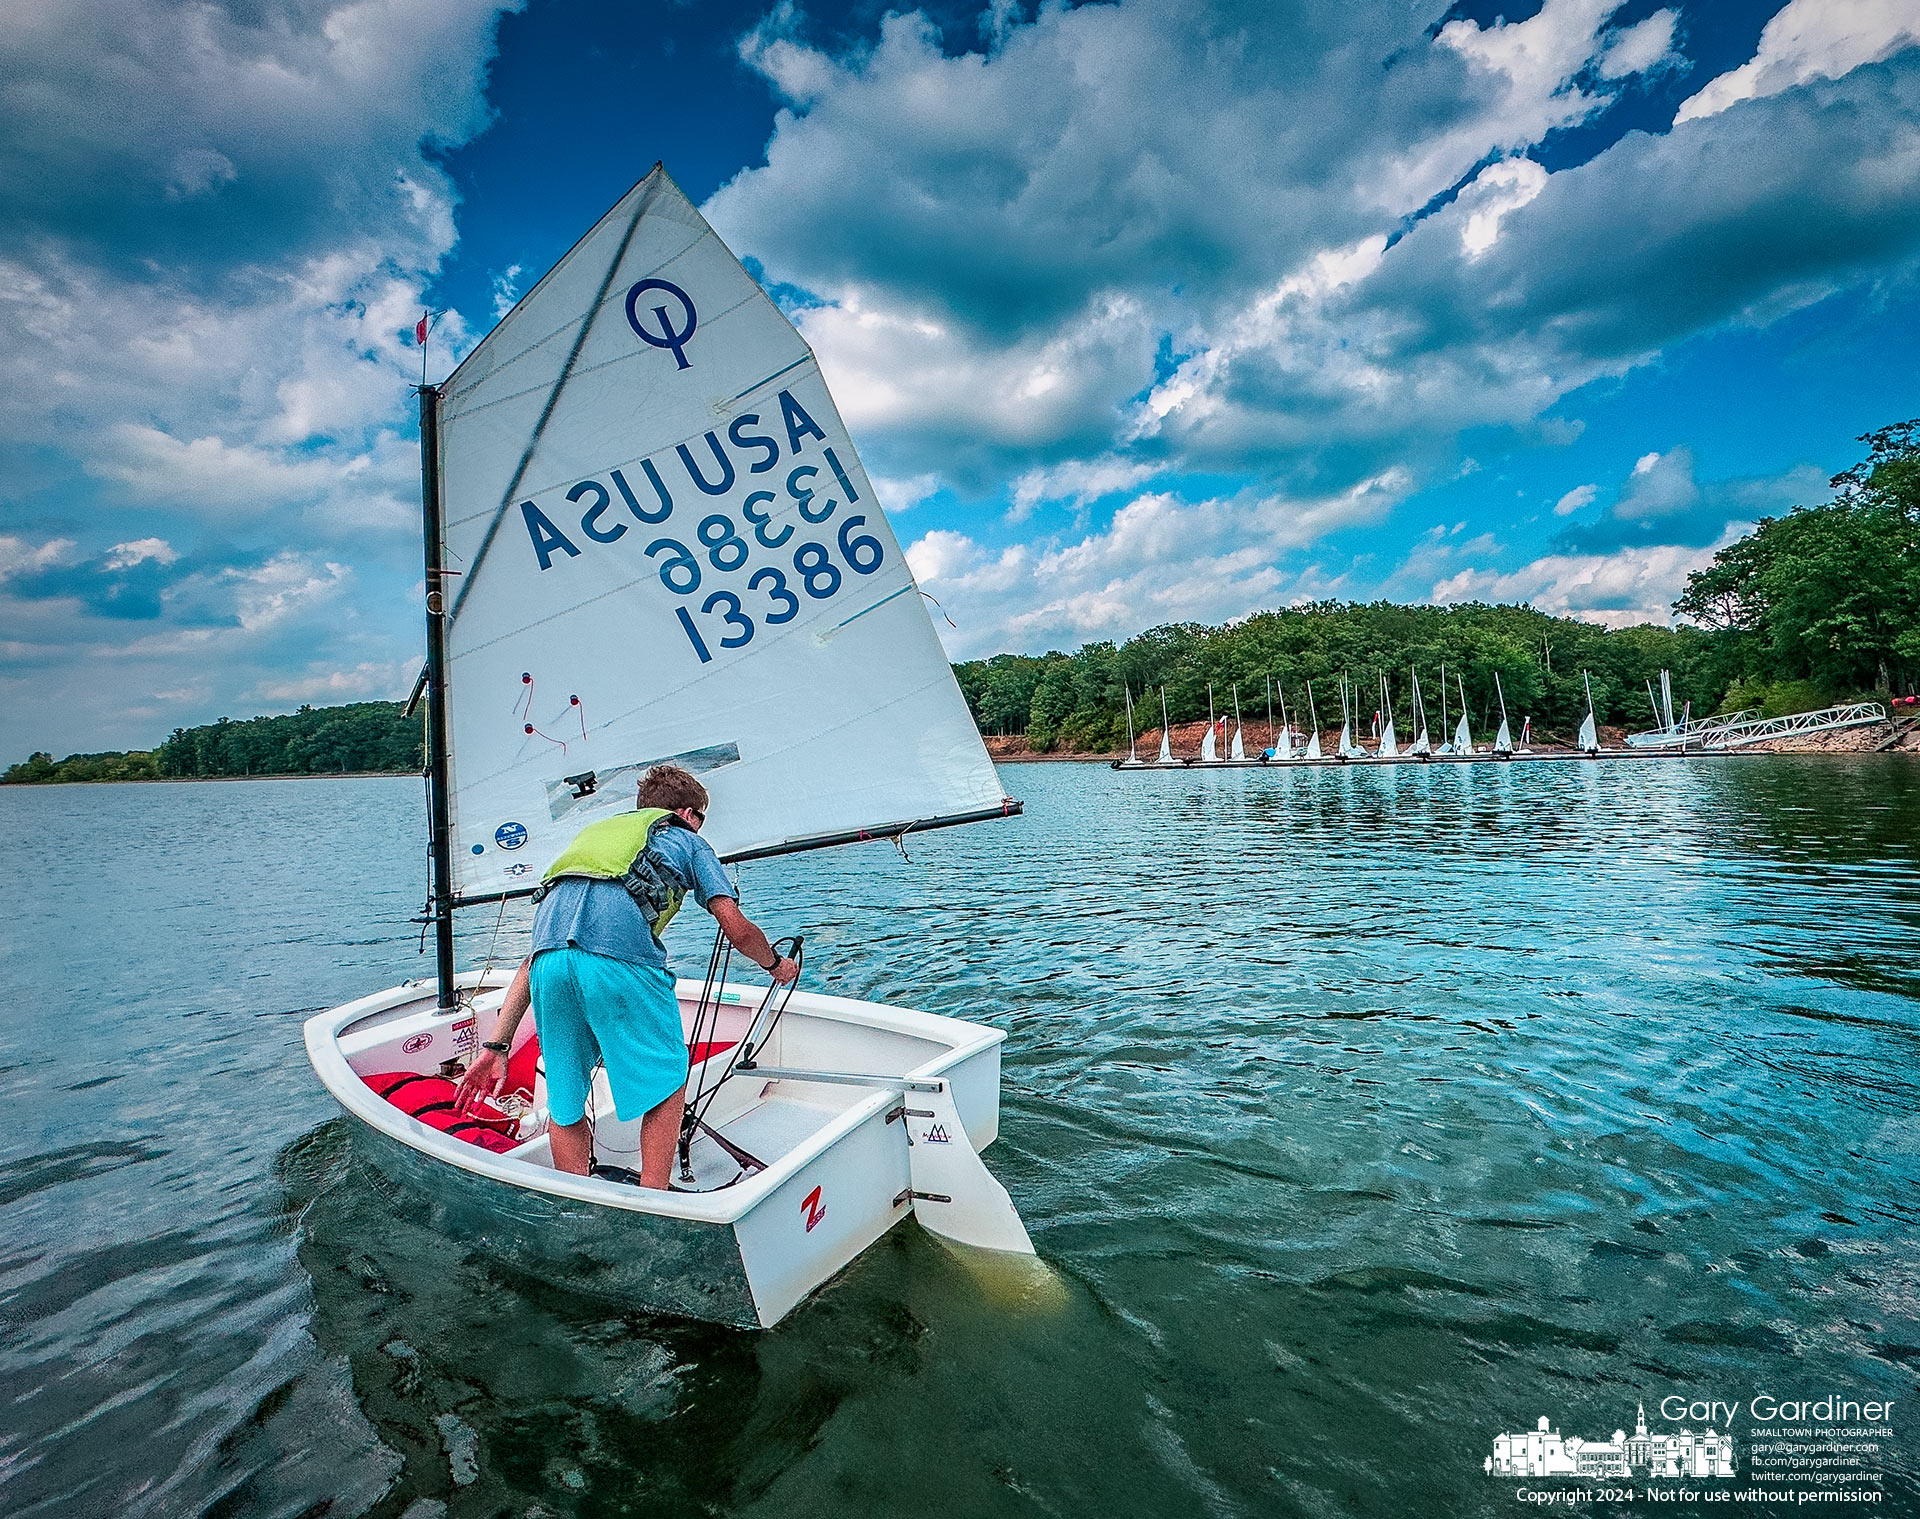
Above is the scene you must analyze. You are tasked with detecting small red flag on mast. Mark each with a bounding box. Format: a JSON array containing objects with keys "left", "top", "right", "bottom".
[{"left": 414, "top": 311, "right": 430, "bottom": 345}]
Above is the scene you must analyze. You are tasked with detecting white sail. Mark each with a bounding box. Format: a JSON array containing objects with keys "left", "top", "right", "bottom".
[
  {"left": 1378, "top": 679, "right": 1398, "bottom": 758},
  {"left": 1577, "top": 712, "right": 1597, "bottom": 753},
  {"left": 435, "top": 167, "right": 1002, "bottom": 893},
  {"left": 1493, "top": 672, "right": 1513, "bottom": 753},
  {"left": 1229, "top": 723, "right": 1245, "bottom": 760},
  {"left": 1157, "top": 687, "right": 1174, "bottom": 764},
  {"left": 1201, "top": 722, "right": 1218, "bottom": 763},
  {"left": 1277, "top": 725, "right": 1293, "bottom": 762},
  {"left": 1452, "top": 713, "right": 1472, "bottom": 753}
]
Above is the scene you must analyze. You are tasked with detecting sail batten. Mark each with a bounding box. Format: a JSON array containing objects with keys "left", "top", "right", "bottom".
[{"left": 435, "top": 167, "right": 1008, "bottom": 895}]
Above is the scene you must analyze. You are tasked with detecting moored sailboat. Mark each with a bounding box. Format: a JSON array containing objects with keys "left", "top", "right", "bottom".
[
  {"left": 1408, "top": 667, "right": 1432, "bottom": 758},
  {"left": 303, "top": 166, "right": 1030, "bottom": 1329}
]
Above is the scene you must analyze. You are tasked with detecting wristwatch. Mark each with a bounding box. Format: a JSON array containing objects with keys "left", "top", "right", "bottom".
[{"left": 480, "top": 1039, "right": 510, "bottom": 1054}]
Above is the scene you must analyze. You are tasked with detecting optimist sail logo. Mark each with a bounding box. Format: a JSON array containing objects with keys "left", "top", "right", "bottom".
[
  {"left": 625, "top": 278, "right": 698, "bottom": 369},
  {"left": 922, "top": 1124, "right": 951, "bottom": 1145},
  {"left": 800, "top": 1186, "right": 826, "bottom": 1233}
]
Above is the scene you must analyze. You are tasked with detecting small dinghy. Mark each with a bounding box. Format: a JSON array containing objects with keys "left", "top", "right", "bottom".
[
  {"left": 305, "top": 165, "right": 1029, "bottom": 1329},
  {"left": 306, "top": 969, "right": 1025, "bottom": 1328}
]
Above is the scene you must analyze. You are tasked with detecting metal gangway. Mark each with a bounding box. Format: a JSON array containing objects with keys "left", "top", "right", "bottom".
[{"left": 1627, "top": 700, "right": 1888, "bottom": 751}]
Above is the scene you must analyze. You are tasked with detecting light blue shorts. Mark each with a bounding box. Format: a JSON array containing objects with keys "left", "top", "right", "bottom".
[{"left": 530, "top": 947, "right": 687, "bottom": 1126}]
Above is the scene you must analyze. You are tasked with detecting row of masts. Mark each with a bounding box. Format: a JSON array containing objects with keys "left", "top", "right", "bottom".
[{"left": 1120, "top": 666, "right": 1602, "bottom": 766}]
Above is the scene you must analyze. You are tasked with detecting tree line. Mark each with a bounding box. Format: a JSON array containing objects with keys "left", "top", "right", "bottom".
[
  {"left": 955, "top": 420, "right": 1920, "bottom": 752},
  {"left": 4, "top": 702, "right": 424, "bottom": 784}
]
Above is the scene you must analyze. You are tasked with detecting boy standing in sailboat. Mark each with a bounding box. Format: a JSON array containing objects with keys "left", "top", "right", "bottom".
[{"left": 454, "top": 764, "right": 798, "bottom": 1187}]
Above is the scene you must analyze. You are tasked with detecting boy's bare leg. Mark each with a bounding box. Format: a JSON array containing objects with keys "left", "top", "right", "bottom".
[
  {"left": 639, "top": 1093, "right": 687, "bottom": 1189},
  {"left": 549, "top": 1117, "right": 593, "bottom": 1175}
]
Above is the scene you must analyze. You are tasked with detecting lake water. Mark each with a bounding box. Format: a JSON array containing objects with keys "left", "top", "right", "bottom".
[{"left": 2, "top": 758, "right": 1917, "bottom": 1517}]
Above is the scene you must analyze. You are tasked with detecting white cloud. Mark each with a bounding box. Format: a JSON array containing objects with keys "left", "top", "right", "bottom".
[
  {"left": 0, "top": 535, "right": 76, "bottom": 579},
  {"left": 1599, "top": 10, "right": 1679, "bottom": 81},
  {"left": 1009, "top": 456, "right": 1164, "bottom": 521},
  {"left": 248, "top": 659, "right": 411, "bottom": 704},
  {"left": 1429, "top": 535, "right": 1736, "bottom": 627},
  {"left": 225, "top": 553, "right": 352, "bottom": 633},
  {"left": 491, "top": 263, "right": 525, "bottom": 320},
  {"left": 103, "top": 538, "right": 179, "bottom": 569},
  {"left": 1553, "top": 484, "right": 1597, "bottom": 516},
  {"left": 1457, "top": 158, "right": 1550, "bottom": 258},
  {"left": 909, "top": 473, "right": 1403, "bottom": 655},
  {"left": 1676, "top": 0, "right": 1920, "bottom": 124}
]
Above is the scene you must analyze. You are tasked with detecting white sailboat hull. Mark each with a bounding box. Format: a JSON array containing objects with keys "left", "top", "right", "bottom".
[{"left": 305, "top": 971, "right": 1018, "bottom": 1329}]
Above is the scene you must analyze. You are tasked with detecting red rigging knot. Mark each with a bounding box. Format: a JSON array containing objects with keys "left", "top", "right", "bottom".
[
  {"left": 523, "top": 721, "right": 567, "bottom": 755},
  {"left": 513, "top": 672, "right": 536, "bottom": 719}
]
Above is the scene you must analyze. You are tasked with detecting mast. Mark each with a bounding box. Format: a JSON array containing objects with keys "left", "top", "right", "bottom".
[
  {"left": 1266, "top": 676, "right": 1275, "bottom": 752},
  {"left": 1124, "top": 684, "right": 1137, "bottom": 762},
  {"left": 418, "top": 383, "right": 457, "bottom": 1013}
]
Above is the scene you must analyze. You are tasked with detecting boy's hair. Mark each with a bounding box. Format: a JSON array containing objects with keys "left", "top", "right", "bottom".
[{"left": 637, "top": 764, "right": 710, "bottom": 815}]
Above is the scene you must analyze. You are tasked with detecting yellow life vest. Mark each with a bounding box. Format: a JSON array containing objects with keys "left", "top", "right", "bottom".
[{"left": 538, "top": 807, "right": 687, "bottom": 937}]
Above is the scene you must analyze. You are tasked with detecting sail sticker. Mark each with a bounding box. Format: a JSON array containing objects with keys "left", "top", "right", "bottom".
[
  {"left": 495, "top": 822, "right": 528, "bottom": 849},
  {"left": 922, "top": 1124, "right": 951, "bottom": 1145},
  {"left": 624, "top": 278, "right": 697, "bottom": 368},
  {"left": 801, "top": 1185, "right": 827, "bottom": 1233}
]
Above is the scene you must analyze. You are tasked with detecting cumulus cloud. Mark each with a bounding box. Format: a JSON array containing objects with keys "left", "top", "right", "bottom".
[
  {"left": 0, "top": 0, "right": 512, "bottom": 749},
  {"left": 1430, "top": 538, "right": 1733, "bottom": 629},
  {"left": 908, "top": 472, "right": 1403, "bottom": 655},
  {"left": 1676, "top": 0, "right": 1920, "bottom": 123},
  {"left": 249, "top": 659, "right": 412, "bottom": 704},
  {"left": 713, "top": 0, "right": 1920, "bottom": 522},
  {"left": 1556, "top": 447, "right": 1827, "bottom": 554}
]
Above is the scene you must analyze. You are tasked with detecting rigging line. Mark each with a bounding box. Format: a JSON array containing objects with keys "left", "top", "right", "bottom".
[
  {"left": 731, "top": 354, "right": 810, "bottom": 402},
  {"left": 438, "top": 285, "right": 777, "bottom": 527},
  {"left": 688, "top": 937, "right": 802, "bottom": 1142},
  {"left": 435, "top": 254, "right": 760, "bottom": 432},
  {"left": 477, "top": 892, "right": 510, "bottom": 986},
  {"left": 445, "top": 176, "right": 662, "bottom": 631},
  {"left": 831, "top": 583, "right": 913, "bottom": 631}
]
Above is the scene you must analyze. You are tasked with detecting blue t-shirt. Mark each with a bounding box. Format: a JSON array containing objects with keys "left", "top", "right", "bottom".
[{"left": 531, "top": 822, "right": 735, "bottom": 970}]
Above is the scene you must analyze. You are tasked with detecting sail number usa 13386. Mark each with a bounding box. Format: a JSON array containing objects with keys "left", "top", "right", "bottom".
[{"left": 515, "top": 388, "right": 887, "bottom": 662}]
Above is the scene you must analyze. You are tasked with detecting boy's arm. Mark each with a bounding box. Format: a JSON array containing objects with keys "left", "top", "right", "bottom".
[
  {"left": 453, "top": 956, "right": 531, "bottom": 1112},
  {"left": 708, "top": 897, "right": 798, "bottom": 983}
]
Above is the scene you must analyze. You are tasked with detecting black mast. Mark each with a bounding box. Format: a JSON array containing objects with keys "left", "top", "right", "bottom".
[{"left": 418, "top": 384, "right": 457, "bottom": 1013}]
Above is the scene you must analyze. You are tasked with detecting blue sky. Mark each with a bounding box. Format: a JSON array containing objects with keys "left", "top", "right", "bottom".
[{"left": 3, "top": 0, "right": 1919, "bottom": 755}]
